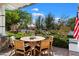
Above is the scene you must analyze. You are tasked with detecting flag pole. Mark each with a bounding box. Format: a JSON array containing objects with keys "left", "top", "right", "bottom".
[
  {"left": 77, "top": 4, "right": 79, "bottom": 47},
  {"left": 78, "top": 3, "right": 79, "bottom": 12},
  {"left": 77, "top": 4, "right": 79, "bottom": 18}
]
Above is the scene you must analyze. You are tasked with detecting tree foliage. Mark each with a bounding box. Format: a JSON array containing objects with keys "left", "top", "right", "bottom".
[
  {"left": 35, "top": 16, "right": 41, "bottom": 29},
  {"left": 18, "top": 10, "right": 32, "bottom": 29},
  {"left": 5, "top": 10, "right": 20, "bottom": 30},
  {"left": 45, "top": 13, "right": 55, "bottom": 30},
  {"left": 5, "top": 9, "right": 32, "bottom": 31},
  {"left": 66, "top": 17, "right": 75, "bottom": 31}
]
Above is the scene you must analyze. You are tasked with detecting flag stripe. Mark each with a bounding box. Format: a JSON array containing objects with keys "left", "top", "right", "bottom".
[{"left": 73, "top": 16, "right": 79, "bottom": 40}]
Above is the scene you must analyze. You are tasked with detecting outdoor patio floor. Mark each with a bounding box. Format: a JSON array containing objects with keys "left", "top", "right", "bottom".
[{"left": 0, "top": 46, "right": 79, "bottom": 56}]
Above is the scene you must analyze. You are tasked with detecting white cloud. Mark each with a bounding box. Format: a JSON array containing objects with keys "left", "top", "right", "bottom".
[
  {"left": 32, "top": 13, "right": 45, "bottom": 18},
  {"left": 32, "top": 8, "right": 39, "bottom": 11},
  {"left": 55, "top": 17, "right": 60, "bottom": 23},
  {"left": 55, "top": 18, "right": 60, "bottom": 20}
]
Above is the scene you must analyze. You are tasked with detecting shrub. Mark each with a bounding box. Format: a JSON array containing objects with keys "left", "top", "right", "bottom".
[
  {"left": 35, "top": 29, "right": 68, "bottom": 48},
  {"left": 7, "top": 32, "right": 15, "bottom": 37},
  {"left": 15, "top": 32, "right": 26, "bottom": 39},
  {"left": 51, "top": 30, "right": 68, "bottom": 48},
  {"left": 53, "top": 37, "right": 68, "bottom": 48},
  {"left": 26, "top": 32, "right": 34, "bottom": 36},
  {"left": 35, "top": 29, "right": 48, "bottom": 37},
  {"left": 7, "top": 32, "right": 26, "bottom": 39}
]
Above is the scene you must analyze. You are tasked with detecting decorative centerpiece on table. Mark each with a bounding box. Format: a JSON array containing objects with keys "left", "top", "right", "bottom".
[{"left": 30, "top": 36, "right": 36, "bottom": 40}]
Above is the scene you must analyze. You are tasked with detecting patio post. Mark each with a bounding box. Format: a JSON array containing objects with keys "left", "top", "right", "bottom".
[{"left": 0, "top": 4, "right": 6, "bottom": 36}]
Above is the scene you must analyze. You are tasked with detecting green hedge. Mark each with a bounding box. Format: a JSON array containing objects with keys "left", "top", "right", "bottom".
[
  {"left": 7, "top": 30, "right": 68, "bottom": 48},
  {"left": 7, "top": 31, "right": 34, "bottom": 39},
  {"left": 7, "top": 32, "right": 26, "bottom": 39},
  {"left": 6, "top": 32, "right": 15, "bottom": 37},
  {"left": 15, "top": 32, "right": 26, "bottom": 39},
  {"left": 35, "top": 29, "right": 68, "bottom": 48},
  {"left": 50, "top": 30, "right": 68, "bottom": 48},
  {"left": 53, "top": 38, "right": 68, "bottom": 48}
]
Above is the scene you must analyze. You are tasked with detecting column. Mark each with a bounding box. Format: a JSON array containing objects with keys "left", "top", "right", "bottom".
[{"left": 0, "top": 5, "right": 6, "bottom": 36}]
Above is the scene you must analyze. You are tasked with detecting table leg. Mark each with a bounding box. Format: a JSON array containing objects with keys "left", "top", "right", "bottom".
[{"left": 34, "top": 49, "right": 35, "bottom": 56}]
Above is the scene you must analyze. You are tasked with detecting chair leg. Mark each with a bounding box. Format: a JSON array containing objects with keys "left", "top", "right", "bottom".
[
  {"left": 36, "top": 50, "right": 41, "bottom": 56},
  {"left": 15, "top": 50, "right": 17, "bottom": 55},
  {"left": 24, "top": 53, "right": 25, "bottom": 56},
  {"left": 34, "top": 49, "right": 35, "bottom": 56},
  {"left": 39, "top": 51, "right": 41, "bottom": 56},
  {"left": 47, "top": 50, "right": 49, "bottom": 56},
  {"left": 30, "top": 50, "right": 32, "bottom": 56},
  {"left": 48, "top": 49, "right": 50, "bottom": 56},
  {"left": 15, "top": 51, "right": 18, "bottom": 56},
  {"left": 51, "top": 47, "right": 53, "bottom": 56},
  {"left": 26, "top": 51, "right": 31, "bottom": 56}
]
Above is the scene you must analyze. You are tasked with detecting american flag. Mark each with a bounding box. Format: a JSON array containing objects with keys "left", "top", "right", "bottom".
[{"left": 73, "top": 11, "right": 79, "bottom": 40}]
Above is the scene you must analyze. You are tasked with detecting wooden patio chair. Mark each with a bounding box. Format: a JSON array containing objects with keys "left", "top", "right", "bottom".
[
  {"left": 14, "top": 40, "right": 31, "bottom": 56},
  {"left": 9, "top": 36, "right": 16, "bottom": 49},
  {"left": 35, "top": 38, "right": 50, "bottom": 56},
  {"left": 48, "top": 36, "right": 54, "bottom": 55},
  {"left": 48, "top": 36, "right": 54, "bottom": 50}
]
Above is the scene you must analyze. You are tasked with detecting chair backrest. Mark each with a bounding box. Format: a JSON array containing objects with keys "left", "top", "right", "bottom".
[
  {"left": 49, "top": 36, "right": 54, "bottom": 42},
  {"left": 14, "top": 40, "right": 25, "bottom": 50},
  {"left": 10, "top": 36, "right": 16, "bottom": 44},
  {"left": 40, "top": 38, "right": 50, "bottom": 49}
]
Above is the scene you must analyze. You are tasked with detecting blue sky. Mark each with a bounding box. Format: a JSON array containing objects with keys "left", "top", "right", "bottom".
[{"left": 21, "top": 3, "right": 78, "bottom": 23}]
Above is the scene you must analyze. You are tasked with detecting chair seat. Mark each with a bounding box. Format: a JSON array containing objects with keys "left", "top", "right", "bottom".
[
  {"left": 25, "top": 46, "right": 31, "bottom": 51},
  {"left": 35, "top": 46, "right": 48, "bottom": 51},
  {"left": 16, "top": 46, "right": 31, "bottom": 52},
  {"left": 24, "top": 44, "right": 29, "bottom": 47}
]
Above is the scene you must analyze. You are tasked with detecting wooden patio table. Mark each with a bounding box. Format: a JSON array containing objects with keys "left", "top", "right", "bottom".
[{"left": 20, "top": 36, "right": 45, "bottom": 56}]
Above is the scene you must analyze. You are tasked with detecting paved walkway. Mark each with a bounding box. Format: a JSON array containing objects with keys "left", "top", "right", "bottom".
[
  {"left": 53, "top": 47, "right": 69, "bottom": 56},
  {"left": 69, "top": 51, "right": 79, "bottom": 56},
  {"left": 0, "top": 46, "right": 79, "bottom": 56}
]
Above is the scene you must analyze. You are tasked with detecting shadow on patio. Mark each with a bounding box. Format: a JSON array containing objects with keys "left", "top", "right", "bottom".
[{"left": 0, "top": 46, "right": 69, "bottom": 56}]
